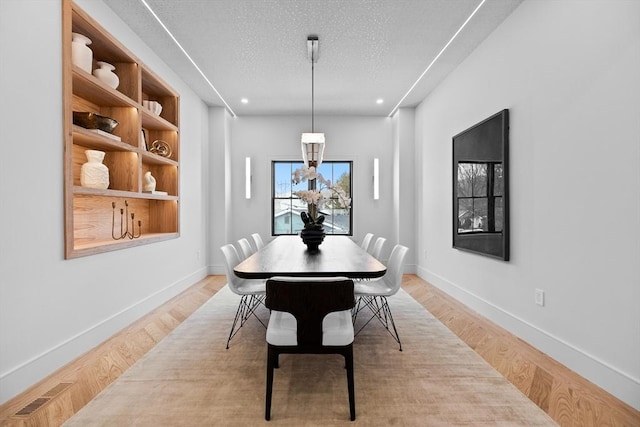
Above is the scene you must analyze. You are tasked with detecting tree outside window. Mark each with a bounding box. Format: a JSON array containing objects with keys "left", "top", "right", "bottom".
[
  {"left": 272, "top": 161, "right": 352, "bottom": 235},
  {"left": 457, "top": 162, "right": 503, "bottom": 234}
]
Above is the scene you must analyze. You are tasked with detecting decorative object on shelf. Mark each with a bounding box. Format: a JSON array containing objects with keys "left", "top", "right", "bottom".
[
  {"left": 80, "top": 150, "right": 109, "bottom": 189},
  {"left": 73, "top": 112, "right": 118, "bottom": 133},
  {"left": 71, "top": 32, "right": 93, "bottom": 73},
  {"left": 143, "top": 171, "right": 156, "bottom": 192},
  {"left": 93, "top": 61, "right": 119, "bottom": 89},
  {"left": 141, "top": 128, "right": 148, "bottom": 150},
  {"left": 143, "top": 100, "right": 162, "bottom": 115},
  {"left": 112, "top": 200, "right": 141, "bottom": 240},
  {"left": 149, "top": 140, "right": 172, "bottom": 158}
]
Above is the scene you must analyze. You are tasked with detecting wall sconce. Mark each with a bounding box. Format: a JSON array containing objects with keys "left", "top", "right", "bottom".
[
  {"left": 245, "top": 157, "right": 251, "bottom": 199},
  {"left": 373, "top": 158, "right": 379, "bottom": 200}
]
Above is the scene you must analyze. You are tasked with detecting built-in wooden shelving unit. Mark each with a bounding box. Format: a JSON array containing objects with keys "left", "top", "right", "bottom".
[{"left": 63, "top": 0, "right": 180, "bottom": 258}]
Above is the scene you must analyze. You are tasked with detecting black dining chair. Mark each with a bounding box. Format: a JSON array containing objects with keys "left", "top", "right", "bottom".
[{"left": 264, "top": 276, "right": 356, "bottom": 421}]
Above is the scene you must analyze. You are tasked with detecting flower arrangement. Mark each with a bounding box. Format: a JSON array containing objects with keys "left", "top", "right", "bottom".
[{"left": 292, "top": 166, "right": 351, "bottom": 230}]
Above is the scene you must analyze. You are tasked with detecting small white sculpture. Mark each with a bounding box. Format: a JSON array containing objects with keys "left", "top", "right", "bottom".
[{"left": 143, "top": 171, "right": 156, "bottom": 192}]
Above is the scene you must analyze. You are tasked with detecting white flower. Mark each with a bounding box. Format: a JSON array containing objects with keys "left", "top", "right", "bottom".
[
  {"left": 292, "top": 166, "right": 318, "bottom": 184},
  {"left": 291, "top": 166, "right": 351, "bottom": 215},
  {"left": 293, "top": 189, "right": 325, "bottom": 206}
]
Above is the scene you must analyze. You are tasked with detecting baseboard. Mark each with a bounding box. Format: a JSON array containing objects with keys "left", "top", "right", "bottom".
[
  {"left": 0, "top": 267, "right": 209, "bottom": 405},
  {"left": 208, "top": 264, "right": 225, "bottom": 276},
  {"left": 417, "top": 266, "right": 640, "bottom": 411}
]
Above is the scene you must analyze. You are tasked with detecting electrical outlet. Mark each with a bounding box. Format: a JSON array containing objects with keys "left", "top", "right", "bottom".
[
  {"left": 535, "top": 289, "right": 545, "bottom": 307},
  {"left": 423, "top": 250, "right": 427, "bottom": 260},
  {"left": 196, "top": 250, "right": 201, "bottom": 260}
]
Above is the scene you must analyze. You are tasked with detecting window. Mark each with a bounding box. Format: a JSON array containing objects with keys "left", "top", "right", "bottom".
[
  {"left": 456, "top": 162, "right": 503, "bottom": 233},
  {"left": 272, "top": 161, "right": 352, "bottom": 236}
]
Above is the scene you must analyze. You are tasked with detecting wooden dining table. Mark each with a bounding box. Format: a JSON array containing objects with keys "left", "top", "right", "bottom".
[{"left": 233, "top": 235, "right": 387, "bottom": 279}]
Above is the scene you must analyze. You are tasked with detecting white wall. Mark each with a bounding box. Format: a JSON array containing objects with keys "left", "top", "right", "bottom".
[
  {"left": 207, "top": 115, "right": 413, "bottom": 272},
  {"left": 393, "top": 108, "right": 416, "bottom": 252},
  {"left": 0, "top": 0, "right": 209, "bottom": 403},
  {"left": 415, "top": 0, "right": 640, "bottom": 409}
]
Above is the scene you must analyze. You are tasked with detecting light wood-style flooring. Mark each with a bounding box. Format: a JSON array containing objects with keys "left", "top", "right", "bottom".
[{"left": 0, "top": 275, "right": 638, "bottom": 426}]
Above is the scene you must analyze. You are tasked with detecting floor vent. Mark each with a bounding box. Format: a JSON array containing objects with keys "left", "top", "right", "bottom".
[
  {"left": 12, "top": 382, "right": 73, "bottom": 417},
  {"left": 43, "top": 382, "right": 73, "bottom": 397},
  {"left": 14, "top": 397, "right": 50, "bottom": 416}
]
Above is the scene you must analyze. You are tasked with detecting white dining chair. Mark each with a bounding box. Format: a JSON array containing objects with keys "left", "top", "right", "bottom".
[
  {"left": 360, "top": 233, "right": 374, "bottom": 252},
  {"left": 220, "top": 244, "right": 267, "bottom": 349},
  {"left": 251, "top": 233, "right": 265, "bottom": 250},
  {"left": 370, "top": 237, "right": 386, "bottom": 260},
  {"left": 352, "top": 244, "right": 409, "bottom": 351},
  {"left": 237, "top": 237, "right": 255, "bottom": 260}
]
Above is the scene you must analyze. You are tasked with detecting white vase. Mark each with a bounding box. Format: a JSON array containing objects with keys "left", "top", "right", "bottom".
[
  {"left": 93, "top": 61, "right": 119, "bottom": 89},
  {"left": 71, "top": 32, "right": 93, "bottom": 73},
  {"left": 80, "top": 150, "right": 109, "bottom": 189}
]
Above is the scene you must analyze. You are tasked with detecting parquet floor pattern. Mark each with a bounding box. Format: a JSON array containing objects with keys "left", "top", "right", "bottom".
[{"left": 0, "top": 275, "right": 638, "bottom": 426}]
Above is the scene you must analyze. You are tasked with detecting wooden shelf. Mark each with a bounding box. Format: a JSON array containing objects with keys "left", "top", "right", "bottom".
[
  {"left": 63, "top": 0, "right": 180, "bottom": 259},
  {"left": 71, "top": 233, "right": 180, "bottom": 258},
  {"left": 141, "top": 110, "right": 178, "bottom": 131},
  {"left": 141, "top": 151, "right": 178, "bottom": 167},
  {"left": 72, "top": 186, "right": 178, "bottom": 200},
  {"left": 73, "top": 125, "right": 136, "bottom": 151},
  {"left": 72, "top": 67, "right": 137, "bottom": 108}
]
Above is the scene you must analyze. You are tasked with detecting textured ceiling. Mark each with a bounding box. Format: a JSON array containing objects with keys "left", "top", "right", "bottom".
[{"left": 103, "top": 0, "right": 523, "bottom": 116}]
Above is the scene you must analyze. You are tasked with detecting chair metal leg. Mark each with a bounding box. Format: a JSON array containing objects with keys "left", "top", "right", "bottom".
[
  {"left": 226, "top": 294, "right": 266, "bottom": 349},
  {"left": 353, "top": 295, "right": 402, "bottom": 351}
]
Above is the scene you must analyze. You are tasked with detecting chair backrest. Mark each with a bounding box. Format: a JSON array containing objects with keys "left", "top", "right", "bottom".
[
  {"left": 220, "top": 244, "right": 243, "bottom": 294},
  {"left": 370, "top": 237, "right": 386, "bottom": 260},
  {"left": 380, "top": 244, "right": 409, "bottom": 296},
  {"left": 251, "top": 233, "right": 265, "bottom": 250},
  {"left": 237, "top": 238, "right": 255, "bottom": 260},
  {"left": 360, "top": 233, "right": 374, "bottom": 252},
  {"left": 265, "top": 277, "right": 355, "bottom": 346}
]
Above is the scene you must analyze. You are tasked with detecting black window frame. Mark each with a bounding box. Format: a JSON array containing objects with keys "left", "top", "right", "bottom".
[{"left": 271, "top": 160, "right": 353, "bottom": 236}]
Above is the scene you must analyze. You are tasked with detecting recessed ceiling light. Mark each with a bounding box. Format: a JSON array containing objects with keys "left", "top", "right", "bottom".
[
  {"left": 376, "top": 99, "right": 384, "bottom": 104},
  {"left": 241, "top": 98, "right": 249, "bottom": 104}
]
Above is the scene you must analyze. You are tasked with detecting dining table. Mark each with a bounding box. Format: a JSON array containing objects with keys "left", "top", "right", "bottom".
[{"left": 233, "top": 235, "right": 387, "bottom": 280}]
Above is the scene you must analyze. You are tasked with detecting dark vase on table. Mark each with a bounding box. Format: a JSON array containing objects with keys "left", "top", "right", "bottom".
[
  {"left": 300, "top": 227, "right": 325, "bottom": 253},
  {"left": 300, "top": 211, "right": 325, "bottom": 253}
]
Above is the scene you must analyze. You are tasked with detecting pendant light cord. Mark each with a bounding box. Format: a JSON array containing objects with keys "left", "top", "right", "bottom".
[{"left": 311, "top": 54, "right": 315, "bottom": 132}]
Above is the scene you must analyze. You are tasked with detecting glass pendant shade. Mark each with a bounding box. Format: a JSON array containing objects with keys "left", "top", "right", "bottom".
[{"left": 301, "top": 133, "right": 325, "bottom": 167}]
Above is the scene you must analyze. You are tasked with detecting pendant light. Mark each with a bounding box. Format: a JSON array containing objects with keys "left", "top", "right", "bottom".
[{"left": 301, "top": 35, "right": 325, "bottom": 168}]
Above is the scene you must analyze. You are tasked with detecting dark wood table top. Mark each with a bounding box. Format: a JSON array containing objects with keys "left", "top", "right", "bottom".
[{"left": 233, "top": 235, "right": 387, "bottom": 279}]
